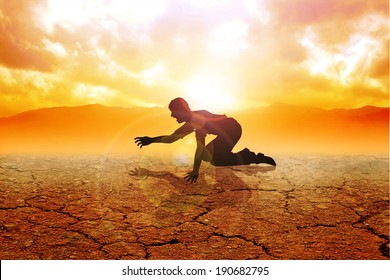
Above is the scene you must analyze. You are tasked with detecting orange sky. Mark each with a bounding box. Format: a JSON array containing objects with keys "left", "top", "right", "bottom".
[{"left": 0, "top": 0, "right": 388, "bottom": 116}]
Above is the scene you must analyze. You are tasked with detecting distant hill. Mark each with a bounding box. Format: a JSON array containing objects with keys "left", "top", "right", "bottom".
[
  {"left": 232, "top": 103, "right": 388, "bottom": 155},
  {"left": 0, "top": 103, "right": 388, "bottom": 155},
  {"left": 0, "top": 104, "right": 176, "bottom": 154}
]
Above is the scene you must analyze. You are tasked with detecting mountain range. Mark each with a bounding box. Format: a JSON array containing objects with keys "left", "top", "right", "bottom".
[{"left": 0, "top": 103, "right": 388, "bottom": 155}]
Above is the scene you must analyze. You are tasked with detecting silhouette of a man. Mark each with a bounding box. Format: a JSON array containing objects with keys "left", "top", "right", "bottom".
[{"left": 135, "top": 97, "right": 276, "bottom": 183}]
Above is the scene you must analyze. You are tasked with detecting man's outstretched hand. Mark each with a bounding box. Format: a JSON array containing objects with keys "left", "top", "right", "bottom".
[
  {"left": 184, "top": 170, "right": 199, "bottom": 183},
  {"left": 134, "top": 136, "right": 153, "bottom": 148},
  {"left": 135, "top": 136, "right": 199, "bottom": 183}
]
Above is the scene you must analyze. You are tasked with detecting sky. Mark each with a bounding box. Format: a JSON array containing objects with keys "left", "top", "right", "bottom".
[{"left": 0, "top": 0, "right": 388, "bottom": 116}]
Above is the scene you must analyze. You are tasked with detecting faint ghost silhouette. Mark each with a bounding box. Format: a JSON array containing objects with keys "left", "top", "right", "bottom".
[{"left": 135, "top": 97, "right": 276, "bottom": 183}]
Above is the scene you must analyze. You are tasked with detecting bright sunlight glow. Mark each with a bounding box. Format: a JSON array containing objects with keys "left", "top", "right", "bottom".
[{"left": 183, "top": 74, "right": 235, "bottom": 111}]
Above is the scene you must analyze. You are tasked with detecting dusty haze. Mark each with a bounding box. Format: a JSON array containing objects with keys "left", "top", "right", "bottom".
[{"left": 0, "top": 103, "right": 388, "bottom": 156}]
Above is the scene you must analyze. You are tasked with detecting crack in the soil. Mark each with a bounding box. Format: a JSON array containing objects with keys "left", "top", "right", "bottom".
[
  {"left": 212, "top": 232, "right": 275, "bottom": 258},
  {"left": 347, "top": 206, "right": 390, "bottom": 259}
]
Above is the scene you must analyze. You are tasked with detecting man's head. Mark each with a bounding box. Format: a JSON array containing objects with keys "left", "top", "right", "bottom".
[{"left": 169, "top": 97, "right": 191, "bottom": 123}]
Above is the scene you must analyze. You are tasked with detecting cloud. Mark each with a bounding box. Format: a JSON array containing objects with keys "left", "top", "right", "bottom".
[
  {"left": 0, "top": 0, "right": 388, "bottom": 116},
  {"left": 269, "top": 0, "right": 383, "bottom": 26},
  {"left": 0, "top": 0, "right": 59, "bottom": 72},
  {"left": 207, "top": 21, "right": 249, "bottom": 57}
]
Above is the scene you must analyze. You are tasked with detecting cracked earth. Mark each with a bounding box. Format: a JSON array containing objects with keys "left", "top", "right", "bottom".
[{"left": 0, "top": 154, "right": 388, "bottom": 260}]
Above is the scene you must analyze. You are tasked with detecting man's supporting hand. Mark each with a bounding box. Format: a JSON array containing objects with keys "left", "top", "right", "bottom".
[
  {"left": 184, "top": 170, "right": 199, "bottom": 183},
  {"left": 134, "top": 136, "right": 154, "bottom": 148}
]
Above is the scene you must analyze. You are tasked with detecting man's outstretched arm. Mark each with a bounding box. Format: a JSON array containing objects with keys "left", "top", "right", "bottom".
[
  {"left": 135, "top": 122, "right": 193, "bottom": 148},
  {"left": 134, "top": 134, "right": 182, "bottom": 148}
]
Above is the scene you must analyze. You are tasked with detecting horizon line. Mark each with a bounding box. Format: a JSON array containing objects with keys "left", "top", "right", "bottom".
[{"left": 1, "top": 102, "right": 389, "bottom": 118}]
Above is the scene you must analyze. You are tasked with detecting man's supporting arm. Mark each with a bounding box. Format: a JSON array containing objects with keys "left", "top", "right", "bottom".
[{"left": 184, "top": 132, "right": 205, "bottom": 183}]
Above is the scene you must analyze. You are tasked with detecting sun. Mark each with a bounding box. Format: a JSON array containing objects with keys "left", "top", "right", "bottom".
[{"left": 182, "top": 74, "right": 235, "bottom": 111}]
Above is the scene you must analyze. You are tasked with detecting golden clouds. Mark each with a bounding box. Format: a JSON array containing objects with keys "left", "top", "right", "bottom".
[
  {"left": 0, "top": 0, "right": 388, "bottom": 116},
  {"left": 36, "top": 0, "right": 167, "bottom": 34},
  {"left": 208, "top": 21, "right": 249, "bottom": 57}
]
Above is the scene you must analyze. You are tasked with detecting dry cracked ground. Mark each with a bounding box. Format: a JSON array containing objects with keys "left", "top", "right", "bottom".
[{"left": 0, "top": 153, "right": 388, "bottom": 260}]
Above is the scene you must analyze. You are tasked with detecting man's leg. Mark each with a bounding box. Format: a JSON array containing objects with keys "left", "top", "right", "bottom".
[
  {"left": 205, "top": 120, "right": 266, "bottom": 166},
  {"left": 210, "top": 146, "right": 276, "bottom": 166},
  {"left": 206, "top": 132, "right": 248, "bottom": 166},
  {"left": 205, "top": 135, "right": 276, "bottom": 166},
  {"left": 203, "top": 118, "right": 276, "bottom": 166}
]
